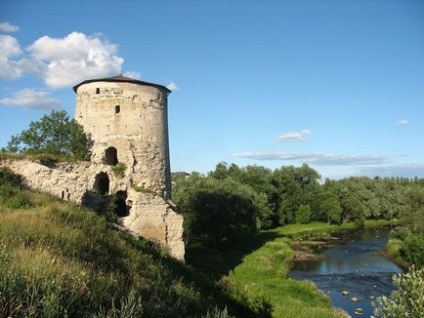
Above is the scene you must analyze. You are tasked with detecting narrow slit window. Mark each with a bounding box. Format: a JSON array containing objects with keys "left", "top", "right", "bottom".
[
  {"left": 96, "top": 88, "right": 100, "bottom": 94},
  {"left": 115, "top": 105, "right": 120, "bottom": 114}
]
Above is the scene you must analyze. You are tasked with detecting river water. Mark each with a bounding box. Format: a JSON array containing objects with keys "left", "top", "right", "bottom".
[{"left": 289, "top": 228, "right": 403, "bottom": 317}]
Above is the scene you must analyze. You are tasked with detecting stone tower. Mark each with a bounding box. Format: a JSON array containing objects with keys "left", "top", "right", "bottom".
[
  {"left": 73, "top": 75, "right": 172, "bottom": 199},
  {"left": 0, "top": 75, "right": 184, "bottom": 260},
  {"left": 72, "top": 75, "right": 184, "bottom": 260}
]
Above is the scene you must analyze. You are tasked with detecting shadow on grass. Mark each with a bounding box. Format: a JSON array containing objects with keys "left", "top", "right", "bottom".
[{"left": 185, "top": 230, "right": 283, "bottom": 278}]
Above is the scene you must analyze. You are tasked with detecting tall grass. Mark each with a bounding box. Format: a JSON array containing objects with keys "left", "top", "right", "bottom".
[{"left": 0, "top": 167, "right": 255, "bottom": 317}]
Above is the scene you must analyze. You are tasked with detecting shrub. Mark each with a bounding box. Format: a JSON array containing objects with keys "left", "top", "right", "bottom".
[
  {"left": 0, "top": 168, "right": 33, "bottom": 209},
  {"left": 0, "top": 167, "right": 22, "bottom": 187},
  {"left": 372, "top": 266, "right": 424, "bottom": 318},
  {"left": 111, "top": 162, "right": 126, "bottom": 178}
]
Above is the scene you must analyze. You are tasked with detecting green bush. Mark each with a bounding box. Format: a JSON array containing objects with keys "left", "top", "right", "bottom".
[
  {"left": 0, "top": 167, "right": 22, "bottom": 187},
  {"left": 0, "top": 168, "right": 33, "bottom": 209},
  {"left": 111, "top": 162, "right": 126, "bottom": 178},
  {"left": 373, "top": 266, "right": 424, "bottom": 318},
  {"left": 401, "top": 234, "right": 424, "bottom": 267},
  {"left": 390, "top": 226, "right": 424, "bottom": 266}
]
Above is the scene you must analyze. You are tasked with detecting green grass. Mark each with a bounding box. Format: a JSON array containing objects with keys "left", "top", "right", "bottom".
[
  {"left": 218, "top": 220, "right": 394, "bottom": 318},
  {"left": 0, "top": 166, "right": 394, "bottom": 318},
  {"left": 0, "top": 171, "right": 258, "bottom": 317},
  {"left": 385, "top": 238, "right": 407, "bottom": 267},
  {"left": 225, "top": 230, "right": 346, "bottom": 318}
]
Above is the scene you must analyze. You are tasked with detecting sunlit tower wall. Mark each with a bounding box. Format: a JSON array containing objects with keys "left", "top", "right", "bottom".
[{"left": 73, "top": 75, "right": 172, "bottom": 199}]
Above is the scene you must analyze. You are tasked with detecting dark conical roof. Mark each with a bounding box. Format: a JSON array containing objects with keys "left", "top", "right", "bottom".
[{"left": 72, "top": 75, "right": 171, "bottom": 93}]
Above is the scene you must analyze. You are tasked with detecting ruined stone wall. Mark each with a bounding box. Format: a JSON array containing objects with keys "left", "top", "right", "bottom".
[
  {"left": 0, "top": 159, "right": 185, "bottom": 261},
  {"left": 74, "top": 81, "right": 171, "bottom": 199}
]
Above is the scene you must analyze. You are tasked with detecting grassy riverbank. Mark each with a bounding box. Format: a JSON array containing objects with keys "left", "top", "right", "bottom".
[{"left": 213, "top": 220, "right": 394, "bottom": 318}]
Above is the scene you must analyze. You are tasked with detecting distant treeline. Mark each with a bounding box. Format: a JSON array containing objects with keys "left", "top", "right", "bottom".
[{"left": 172, "top": 162, "right": 424, "bottom": 265}]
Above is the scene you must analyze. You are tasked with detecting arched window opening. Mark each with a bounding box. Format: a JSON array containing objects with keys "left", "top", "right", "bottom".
[
  {"left": 94, "top": 172, "right": 109, "bottom": 195},
  {"left": 104, "top": 147, "right": 118, "bottom": 166},
  {"left": 115, "top": 105, "right": 120, "bottom": 114},
  {"left": 115, "top": 190, "right": 129, "bottom": 217},
  {"left": 96, "top": 88, "right": 100, "bottom": 94}
]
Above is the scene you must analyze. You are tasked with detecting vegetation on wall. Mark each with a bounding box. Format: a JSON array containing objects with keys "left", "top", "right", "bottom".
[{"left": 111, "top": 162, "right": 126, "bottom": 178}]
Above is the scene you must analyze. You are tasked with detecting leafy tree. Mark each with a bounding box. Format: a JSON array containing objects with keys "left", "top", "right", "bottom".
[
  {"left": 295, "top": 204, "right": 311, "bottom": 224},
  {"left": 403, "top": 186, "right": 424, "bottom": 233},
  {"left": 209, "top": 163, "right": 277, "bottom": 227},
  {"left": 5, "top": 110, "right": 89, "bottom": 160},
  {"left": 319, "top": 196, "right": 342, "bottom": 224},
  {"left": 372, "top": 266, "right": 424, "bottom": 318},
  {"left": 271, "top": 164, "right": 320, "bottom": 225},
  {"left": 172, "top": 174, "right": 271, "bottom": 247}
]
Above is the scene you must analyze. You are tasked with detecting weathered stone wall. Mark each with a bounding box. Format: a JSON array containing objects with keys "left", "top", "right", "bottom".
[
  {"left": 0, "top": 159, "right": 185, "bottom": 261},
  {"left": 74, "top": 81, "right": 171, "bottom": 199}
]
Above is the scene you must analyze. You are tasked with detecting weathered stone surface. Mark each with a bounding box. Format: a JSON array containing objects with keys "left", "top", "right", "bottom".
[
  {"left": 0, "top": 75, "right": 185, "bottom": 261},
  {"left": 74, "top": 79, "right": 171, "bottom": 199},
  {"left": 0, "top": 159, "right": 185, "bottom": 261}
]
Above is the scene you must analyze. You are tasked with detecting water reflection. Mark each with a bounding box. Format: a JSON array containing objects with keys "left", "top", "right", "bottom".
[{"left": 289, "top": 228, "right": 402, "bottom": 317}]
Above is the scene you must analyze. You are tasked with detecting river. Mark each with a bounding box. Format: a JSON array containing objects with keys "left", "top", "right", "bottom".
[{"left": 289, "top": 228, "right": 403, "bottom": 317}]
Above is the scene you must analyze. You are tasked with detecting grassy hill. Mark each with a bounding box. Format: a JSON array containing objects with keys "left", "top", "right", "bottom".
[{"left": 0, "top": 167, "right": 258, "bottom": 318}]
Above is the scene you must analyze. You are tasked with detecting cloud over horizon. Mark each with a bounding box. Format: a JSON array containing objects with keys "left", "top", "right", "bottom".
[
  {"left": 277, "top": 129, "right": 311, "bottom": 142},
  {"left": 356, "top": 163, "right": 424, "bottom": 179},
  {"left": 232, "top": 151, "right": 388, "bottom": 165}
]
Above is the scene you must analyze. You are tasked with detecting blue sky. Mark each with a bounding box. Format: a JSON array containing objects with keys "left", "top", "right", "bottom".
[{"left": 1, "top": 0, "right": 423, "bottom": 180}]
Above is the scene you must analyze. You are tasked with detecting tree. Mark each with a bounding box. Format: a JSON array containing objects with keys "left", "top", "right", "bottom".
[
  {"left": 172, "top": 174, "right": 271, "bottom": 247},
  {"left": 319, "top": 196, "right": 342, "bottom": 224},
  {"left": 5, "top": 110, "right": 89, "bottom": 160},
  {"left": 295, "top": 204, "right": 311, "bottom": 224},
  {"left": 271, "top": 164, "right": 321, "bottom": 225},
  {"left": 372, "top": 266, "right": 424, "bottom": 318}
]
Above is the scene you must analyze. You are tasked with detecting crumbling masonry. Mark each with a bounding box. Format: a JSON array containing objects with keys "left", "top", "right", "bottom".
[{"left": 1, "top": 76, "right": 185, "bottom": 260}]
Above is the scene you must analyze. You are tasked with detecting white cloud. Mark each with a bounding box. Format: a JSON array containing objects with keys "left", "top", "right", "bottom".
[
  {"left": 123, "top": 71, "right": 141, "bottom": 80},
  {"left": 0, "top": 34, "right": 26, "bottom": 80},
  {"left": 0, "top": 32, "right": 124, "bottom": 87},
  {"left": 232, "top": 151, "right": 387, "bottom": 165},
  {"left": 0, "top": 22, "right": 20, "bottom": 33},
  {"left": 397, "top": 119, "right": 409, "bottom": 126},
  {"left": 166, "top": 82, "right": 179, "bottom": 91},
  {"left": 27, "top": 32, "right": 124, "bottom": 88},
  {"left": 277, "top": 129, "right": 311, "bottom": 142},
  {"left": 0, "top": 88, "right": 62, "bottom": 111}
]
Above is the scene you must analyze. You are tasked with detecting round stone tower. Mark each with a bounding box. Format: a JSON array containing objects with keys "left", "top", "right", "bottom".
[{"left": 73, "top": 75, "right": 172, "bottom": 199}]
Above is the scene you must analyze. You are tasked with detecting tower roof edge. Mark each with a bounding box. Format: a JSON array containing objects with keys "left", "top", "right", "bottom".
[{"left": 72, "top": 75, "right": 171, "bottom": 93}]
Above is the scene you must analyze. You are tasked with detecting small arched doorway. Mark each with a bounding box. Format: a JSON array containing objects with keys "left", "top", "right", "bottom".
[
  {"left": 104, "top": 147, "right": 118, "bottom": 166},
  {"left": 94, "top": 172, "right": 109, "bottom": 195},
  {"left": 115, "top": 190, "right": 129, "bottom": 217}
]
